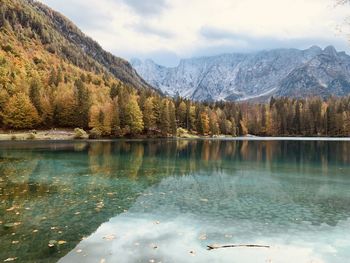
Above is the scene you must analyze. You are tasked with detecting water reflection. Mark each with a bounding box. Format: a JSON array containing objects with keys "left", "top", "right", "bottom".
[
  {"left": 60, "top": 170, "right": 350, "bottom": 263},
  {"left": 0, "top": 139, "right": 350, "bottom": 262}
]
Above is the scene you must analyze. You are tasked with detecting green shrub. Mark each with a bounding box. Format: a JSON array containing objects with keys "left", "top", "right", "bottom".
[
  {"left": 88, "top": 128, "right": 102, "bottom": 139},
  {"left": 74, "top": 128, "right": 87, "bottom": 139}
]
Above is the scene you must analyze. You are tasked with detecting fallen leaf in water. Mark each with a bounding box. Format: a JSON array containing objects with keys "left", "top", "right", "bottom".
[
  {"left": 50, "top": 227, "right": 57, "bottom": 230},
  {"left": 154, "top": 221, "right": 160, "bottom": 225},
  {"left": 150, "top": 243, "right": 158, "bottom": 249},
  {"left": 33, "top": 230, "right": 38, "bottom": 233},
  {"left": 74, "top": 212, "right": 80, "bottom": 215},
  {"left": 199, "top": 234, "right": 207, "bottom": 240},
  {"left": 48, "top": 240, "right": 58, "bottom": 248},
  {"left": 58, "top": 240, "right": 67, "bottom": 245},
  {"left": 4, "top": 222, "right": 21, "bottom": 229},
  {"left": 4, "top": 257, "right": 17, "bottom": 262},
  {"left": 103, "top": 235, "right": 116, "bottom": 241},
  {"left": 76, "top": 249, "right": 82, "bottom": 253},
  {"left": 6, "top": 207, "right": 16, "bottom": 211},
  {"left": 99, "top": 259, "right": 106, "bottom": 263},
  {"left": 149, "top": 260, "right": 155, "bottom": 263},
  {"left": 200, "top": 198, "right": 208, "bottom": 202},
  {"left": 11, "top": 241, "right": 19, "bottom": 244}
]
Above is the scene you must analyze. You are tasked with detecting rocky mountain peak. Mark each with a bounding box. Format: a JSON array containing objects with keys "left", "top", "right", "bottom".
[{"left": 131, "top": 46, "right": 350, "bottom": 101}]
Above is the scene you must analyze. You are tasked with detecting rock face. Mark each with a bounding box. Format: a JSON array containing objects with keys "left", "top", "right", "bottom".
[{"left": 131, "top": 46, "right": 350, "bottom": 101}]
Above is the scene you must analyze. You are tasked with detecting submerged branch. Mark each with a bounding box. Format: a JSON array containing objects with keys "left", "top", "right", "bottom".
[{"left": 207, "top": 244, "right": 270, "bottom": 250}]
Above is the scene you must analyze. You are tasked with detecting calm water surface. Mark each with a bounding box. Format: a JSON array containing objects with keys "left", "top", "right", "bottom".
[{"left": 0, "top": 139, "right": 350, "bottom": 262}]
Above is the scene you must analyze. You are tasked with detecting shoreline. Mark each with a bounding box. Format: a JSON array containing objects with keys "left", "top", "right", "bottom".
[{"left": 0, "top": 129, "right": 349, "bottom": 142}]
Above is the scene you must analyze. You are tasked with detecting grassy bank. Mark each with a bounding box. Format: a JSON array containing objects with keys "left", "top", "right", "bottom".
[{"left": 0, "top": 129, "right": 77, "bottom": 141}]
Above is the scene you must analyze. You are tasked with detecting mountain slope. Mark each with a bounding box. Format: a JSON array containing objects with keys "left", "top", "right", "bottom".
[
  {"left": 131, "top": 46, "right": 350, "bottom": 101},
  {"left": 0, "top": 0, "right": 151, "bottom": 90}
]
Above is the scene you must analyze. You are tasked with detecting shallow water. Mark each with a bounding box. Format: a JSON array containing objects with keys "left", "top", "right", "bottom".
[{"left": 0, "top": 139, "right": 350, "bottom": 262}]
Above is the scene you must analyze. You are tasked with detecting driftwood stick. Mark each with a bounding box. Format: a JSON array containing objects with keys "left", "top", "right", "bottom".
[{"left": 207, "top": 244, "right": 270, "bottom": 250}]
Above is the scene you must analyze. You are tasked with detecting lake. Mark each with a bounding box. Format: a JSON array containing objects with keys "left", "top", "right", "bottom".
[{"left": 1, "top": 139, "right": 350, "bottom": 262}]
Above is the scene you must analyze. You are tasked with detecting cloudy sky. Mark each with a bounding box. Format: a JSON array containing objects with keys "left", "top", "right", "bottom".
[{"left": 39, "top": 0, "right": 350, "bottom": 66}]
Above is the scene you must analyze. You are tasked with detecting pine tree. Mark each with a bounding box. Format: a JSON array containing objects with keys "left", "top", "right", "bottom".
[
  {"left": 177, "top": 101, "right": 187, "bottom": 127},
  {"left": 143, "top": 97, "right": 156, "bottom": 132},
  {"left": 74, "top": 79, "right": 90, "bottom": 128},
  {"left": 111, "top": 97, "right": 121, "bottom": 136},
  {"left": 160, "top": 99, "right": 170, "bottom": 136},
  {"left": 168, "top": 101, "right": 177, "bottom": 136},
  {"left": 29, "top": 78, "right": 42, "bottom": 115}
]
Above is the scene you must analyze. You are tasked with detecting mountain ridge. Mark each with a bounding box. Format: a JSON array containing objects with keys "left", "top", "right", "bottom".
[
  {"left": 131, "top": 46, "right": 350, "bottom": 101},
  {"left": 1, "top": 0, "right": 152, "bottom": 91}
]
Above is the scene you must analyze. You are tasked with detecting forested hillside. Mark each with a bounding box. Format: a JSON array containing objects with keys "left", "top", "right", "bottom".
[{"left": 0, "top": 0, "right": 349, "bottom": 137}]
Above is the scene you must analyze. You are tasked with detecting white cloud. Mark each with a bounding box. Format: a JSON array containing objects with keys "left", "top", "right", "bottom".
[{"left": 39, "top": 0, "right": 350, "bottom": 66}]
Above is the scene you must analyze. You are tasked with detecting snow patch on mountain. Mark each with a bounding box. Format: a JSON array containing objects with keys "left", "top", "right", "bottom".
[{"left": 131, "top": 46, "right": 350, "bottom": 101}]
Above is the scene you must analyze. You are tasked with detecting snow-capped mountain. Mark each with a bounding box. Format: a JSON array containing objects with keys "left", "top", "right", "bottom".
[{"left": 131, "top": 46, "right": 350, "bottom": 101}]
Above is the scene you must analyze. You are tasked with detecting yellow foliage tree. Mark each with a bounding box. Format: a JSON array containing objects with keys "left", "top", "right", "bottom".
[{"left": 2, "top": 92, "right": 40, "bottom": 129}]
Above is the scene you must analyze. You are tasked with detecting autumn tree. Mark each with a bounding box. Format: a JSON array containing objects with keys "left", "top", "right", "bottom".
[
  {"left": 124, "top": 94, "right": 144, "bottom": 135},
  {"left": 2, "top": 93, "right": 40, "bottom": 129},
  {"left": 143, "top": 97, "right": 156, "bottom": 132}
]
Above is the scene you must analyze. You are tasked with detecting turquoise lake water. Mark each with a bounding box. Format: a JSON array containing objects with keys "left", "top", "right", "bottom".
[{"left": 0, "top": 139, "right": 350, "bottom": 262}]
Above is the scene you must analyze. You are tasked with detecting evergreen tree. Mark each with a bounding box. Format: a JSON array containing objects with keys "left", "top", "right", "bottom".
[
  {"left": 168, "top": 101, "right": 177, "bottom": 135},
  {"left": 160, "top": 99, "right": 170, "bottom": 136},
  {"left": 29, "top": 78, "right": 42, "bottom": 115},
  {"left": 177, "top": 101, "right": 187, "bottom": 127},
  {"left": 143, "top": 97, "right": 156, "bottom": 132},
  {"left": 74, "top": 79, "right": 90, "bottom": 128}
]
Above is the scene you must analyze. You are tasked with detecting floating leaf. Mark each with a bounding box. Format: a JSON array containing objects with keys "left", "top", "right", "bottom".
[
  {"left": 11, "top": 241, "right": 19, "bottom": 244},
  {"left": 99, "top": 259, "right": 106, "bottom": 263},
  {"left": 58, "top": 240, "right": 67, "bottom": 245},
  {"left": 48, "top": 240, "right": 58, "bottom": 248},
  {"left": 76, "top": 249, "right": 82, "bottom": 253},
  {"left": 103, "top": 234, "right": 116, "bottom": 241},
  {"left": 4, "top": 222, "right": 21, "bottom": 229},
  {"left": 4, "top": 257, "right": 17, "bottom": 262},
  {"left": 199, "top": 234, "right": 207, "bottom": 240}
]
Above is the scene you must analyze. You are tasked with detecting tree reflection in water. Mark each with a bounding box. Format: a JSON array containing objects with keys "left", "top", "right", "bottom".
[{"left": 0, "top": 139, "right": 349, "bottom": 262}]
